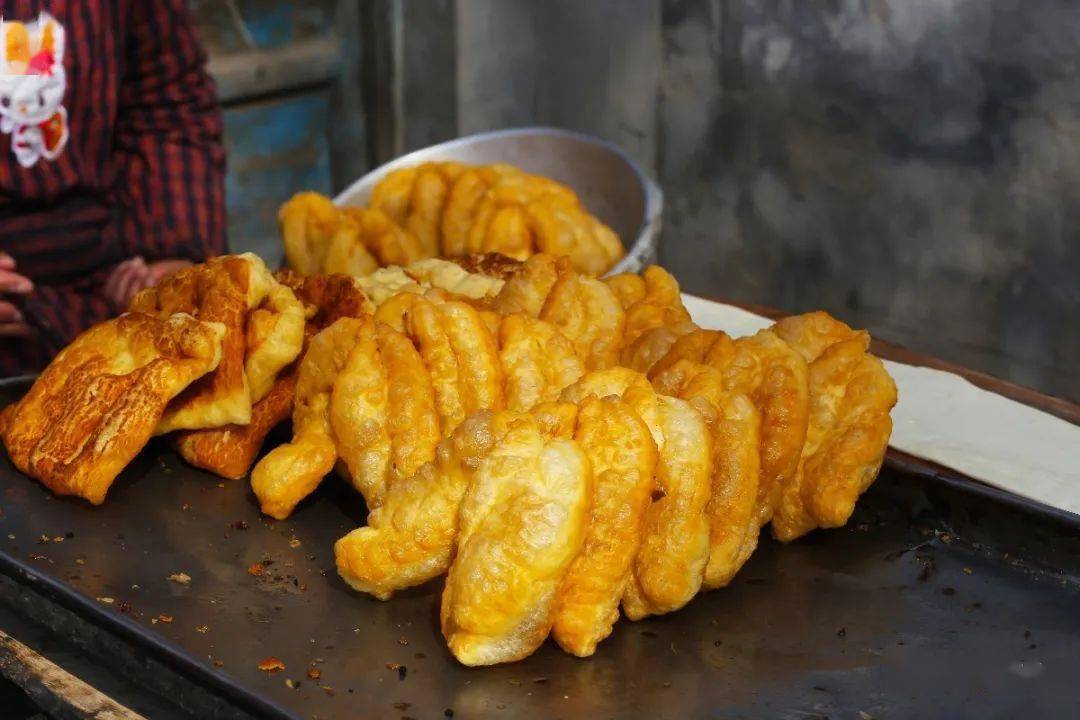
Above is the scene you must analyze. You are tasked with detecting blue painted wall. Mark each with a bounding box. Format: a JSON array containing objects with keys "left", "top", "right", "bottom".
[{"left": 223, "top": 92, "right": 333, "bottom": 266}]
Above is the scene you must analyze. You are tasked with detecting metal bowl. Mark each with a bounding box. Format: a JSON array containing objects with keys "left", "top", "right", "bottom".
[{"left": 334, "top": 127, "right": 662, "bottom": 275}]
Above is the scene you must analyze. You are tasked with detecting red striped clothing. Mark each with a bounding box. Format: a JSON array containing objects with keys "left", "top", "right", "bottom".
[{"left": 0, "top": 0, "right": 226, "bottom": 375}]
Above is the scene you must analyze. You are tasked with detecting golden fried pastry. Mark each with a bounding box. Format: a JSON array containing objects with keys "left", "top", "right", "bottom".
[
  {"left": 375, "top": 322, "right": 441, "bottom": 493},
  {"left": 552, "top": 396, "right": 658, "bottom": 656},
  {"left": 370, "top": 162, "right": 468, "bottom": 257},
  {"left": 509, "top": 177, "right": 623, "bottom": 275},
  {"left": 335, "top": 410, "right": 511, "bottom": 599},
  {"left": 322, "top": 213, "right": 380, "bottom": 277},
  {"left": 647, "top": 328, "right": 735, "bottom": 380},
  {"left": 442, "top": 165, "right": 516, "bottom": 256},
  {"left": 1, "top": 313, "right": 224, "bottom": 504},
  {"left": 413, "top": 296, "right": 505, "bottom": 429},
  {"left": 441, "top": 415, "right": 592, "bottom": 666},
  {"left": 243, "top": 281, "right": 306, "bottom": 403},
  {"left": 621, "top": 321, "right": 697, "bottom": 374},
  {"left": 559, "top": 366, "right": 664, "bottom": 449},
  {"left": 342, "top": 207, "right": 429, "bottom": 268},
  {"left": 649, "top": 357, "right": 765, "bottom": 588},
  {"left": 716, "top": 330, "right": 809, "bottom": 524},
  {"left": 251, "top": 318, "right": 364, "bottom": 519},
  {"left": 279, "top": 192, "right": 340, "bottom": 276},
  {"left": 326, "top": 320, "right": 391, "bottom": 507},
  {"left": 651, "top": 327, "right": 808, "bottom": 526},
  {"left": 175, "top": 370, "right": 296, "bottom": 481},
  {"left": 539, "top": 266, "right": 626, "bottom": 372},
  {"left": 773, "top": 311, "right": 861, "bottom": 363},
  {"left": 772, "top": 334, "right": 896, "bottom": 541},
  {"left": 606, "top": 266, "right": 692, "bottom": 355},
  {"left": 446, "top": 252, "right": 524, "bottom": 281},
  {"left": 130, "top": 253, "right": 302, "bottom": 433},
  {"left": 699, "top": 392, "right": 761, "bottom": 588},
  {"left": 499, "top": 314, "right": 585, "bottom": 412},
  {"left": 623, "top": 395, "right": 713, "bottom": 619},
  {"left": 175, "top": 273, "right": 370, "bottom": 480},
  {"left": 490, "top": 253, "right": 565, "bottom": 318},
  {"left": 405, "top": 258, "right": 506, "bottom": 300}
]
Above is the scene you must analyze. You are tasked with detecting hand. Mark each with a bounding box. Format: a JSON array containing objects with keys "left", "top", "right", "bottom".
[
  {"left": 104, "top": 257, "right": 154, "bottom": 308},
  {"left": 0, "top": 251, "right": 33, "bottom": 337},
  {"left": 104, "top": 257, "right": 194, "bottom": 309}
]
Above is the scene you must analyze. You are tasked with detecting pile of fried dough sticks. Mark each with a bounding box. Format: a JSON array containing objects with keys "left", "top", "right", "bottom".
[{"left": 0, "top": 251, "right": 896, "bottom": 667}]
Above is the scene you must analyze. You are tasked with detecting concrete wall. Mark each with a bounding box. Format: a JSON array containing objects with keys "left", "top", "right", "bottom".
[{"left": 364, "top": 0, "right": 1080, "bottom": 401}]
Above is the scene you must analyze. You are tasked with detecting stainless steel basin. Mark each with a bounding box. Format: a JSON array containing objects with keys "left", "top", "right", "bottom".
[{"left": 334, "top": 127, "right": 662, "bottom": 274}]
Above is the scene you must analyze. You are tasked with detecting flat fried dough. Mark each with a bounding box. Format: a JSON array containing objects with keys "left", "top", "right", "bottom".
[
  {"left": 441, "top": 416, "right": 592, "bottom": 666},
  {"left": 175, "top": 370, "right": 297, "bottom": 481},
  {"left": 552, "top": 396, "right": 658, "bottom": 656},
  {"left": 130, "top": 253, "right": 301, "bottom": 433},
  {"left": 1, "top": 313, "right": 224, "bottom": 504},
  {"left": 623, "top": 394, "right": 713, "bottom": 618},
  {"left": 175, "top": 273, "right": 370, "bottom": 480}
]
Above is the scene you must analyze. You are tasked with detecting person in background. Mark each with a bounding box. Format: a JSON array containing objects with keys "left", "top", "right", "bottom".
[{"left": 0, "top": 0, "right": 226, "bottom": 375}]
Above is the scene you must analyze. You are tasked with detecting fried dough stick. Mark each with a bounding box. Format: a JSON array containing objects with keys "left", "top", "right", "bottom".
[
  {"left": 441, "top": 415, "right": 592, "bottom": 666},
  {"left": 552, "top": 396, "right": 658, "bottom": 656}
]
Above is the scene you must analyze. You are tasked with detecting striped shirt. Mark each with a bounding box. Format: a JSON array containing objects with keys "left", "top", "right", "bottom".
[{"left": 0, "top": 0, "right": 226, "bottom": 375}]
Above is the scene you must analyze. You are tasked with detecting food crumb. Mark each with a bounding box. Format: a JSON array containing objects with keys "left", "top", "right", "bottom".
[
  {"left": 258, "top": 657, "right": 285, "bottom": 673},
  {"left": 837, "top": 627, "right": 847, "bottom": 638},
  {"left": 289, "top": 538, "right": 301, "bottom": 548},
  {"left": 285, "top": 679, "right": 299, "bottom": 690},
  {"left": 6, "top": 534, "right": 13, "bottom": 540},
  {"left": 213, "top": 660, "right": 224, "bottom": 667},
  {"left": 168, "top": 572, "right": 191, "bottom": 585},
  {"left": 962, "top": 567, "right": 974, "bottom": 575},
  {"left": 231, "top": 520, "right": 249, "bottom": 531},
  {"left": 398, "top": 635, "right": 408, "bottom": 646},
  {"left": 321, "top": 685, "right": 335, "bottom": 695},
  {"left": 247, "top": 563, "right": 265, "bottom": 577},
  {"left": 75, "top": 558, "right": 85, "bottom": 565},
  {"left": 97, "top": 597, "right": 114, "bottom": 604},
  {"left": 195, "top": 625, "right": 208, "bottom": 634},
  {"left": 307, "top": 667, "right": 322, "bottom": 680},
  {"left": 51, "top": 536, "right": 64, "bottom": 543}
]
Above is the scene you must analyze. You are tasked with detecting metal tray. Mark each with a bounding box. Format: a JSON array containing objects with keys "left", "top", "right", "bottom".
[{"left": 0, "top": 376, "right": 1078, "bottom": 719}]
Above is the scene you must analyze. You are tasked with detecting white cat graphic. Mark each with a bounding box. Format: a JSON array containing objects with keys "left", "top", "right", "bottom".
[{"left": 0, "top": 13, "right": 69, "bottom": 168}]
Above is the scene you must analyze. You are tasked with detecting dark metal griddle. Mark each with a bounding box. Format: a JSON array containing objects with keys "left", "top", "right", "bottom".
[{"left": 0, "top": 377, "right": 1078, "bottom": 719}]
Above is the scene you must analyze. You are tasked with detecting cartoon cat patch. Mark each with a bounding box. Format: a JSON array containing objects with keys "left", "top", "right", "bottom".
[{"left": 0, "top": 13, "right": 68, "bottom": 168}]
